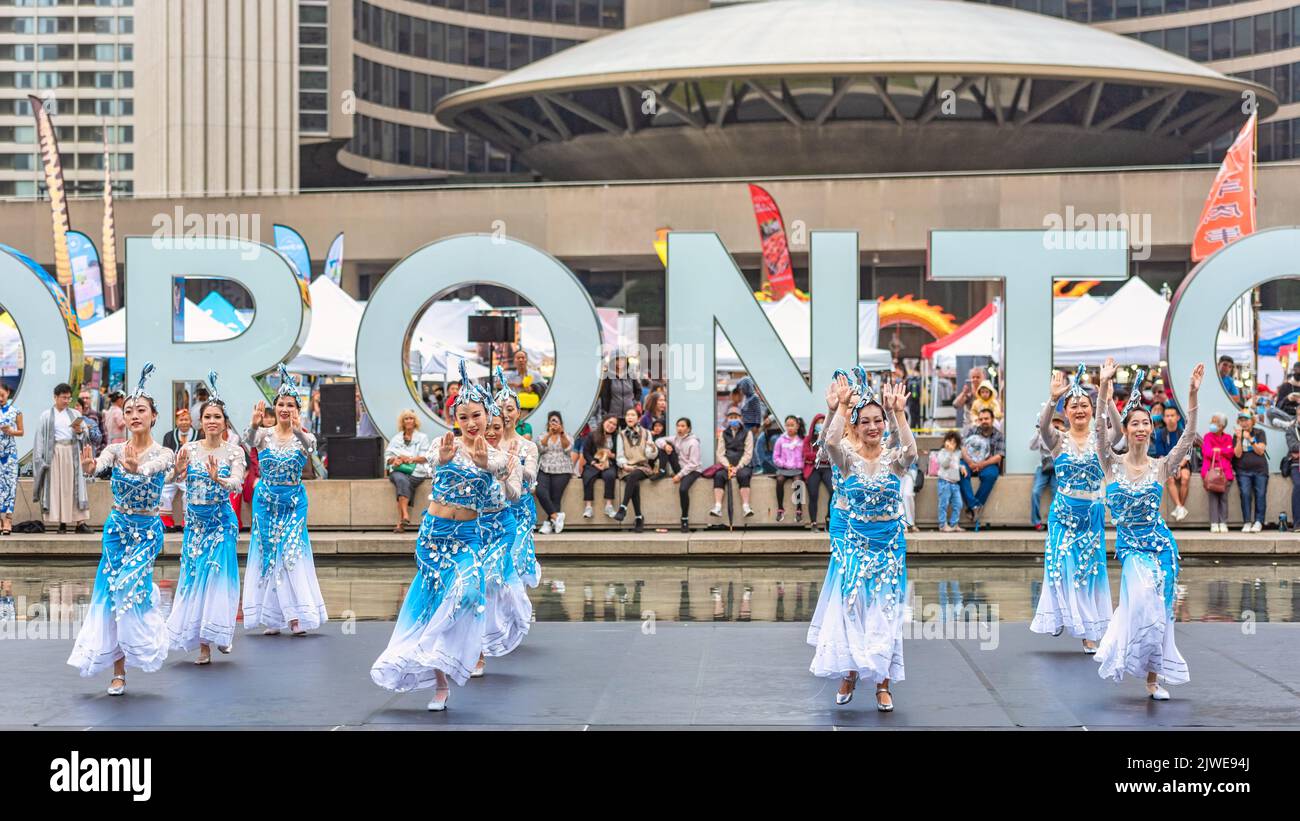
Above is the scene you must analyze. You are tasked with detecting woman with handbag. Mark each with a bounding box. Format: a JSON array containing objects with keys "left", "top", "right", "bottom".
[
  {"left": 1093, "top": 358, "right": 1202, "bottom": 701},
  {"left": 384, "top": 409, "right": 432, "bottom": 533},
  {"left": 1201, "top": 413, "right": 1234, "bottom": 533}
]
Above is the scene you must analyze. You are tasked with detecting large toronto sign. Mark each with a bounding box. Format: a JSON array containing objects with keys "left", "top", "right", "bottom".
[{"left": 0, "top": 228, "right": 1291, "bottom": 473}]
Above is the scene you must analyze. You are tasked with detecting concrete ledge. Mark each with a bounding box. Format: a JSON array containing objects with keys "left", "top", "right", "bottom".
[
  {"left": 15, "top": 473, "right": 1299, "bottom": 531},
  {"left": 0, "top": 529, "right": 1294, "bottom": 558}
]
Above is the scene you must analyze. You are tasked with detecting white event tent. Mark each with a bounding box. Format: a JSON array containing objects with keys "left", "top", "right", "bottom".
[{"left": 714, "top": 295, "right": 891, "bottom": 372}]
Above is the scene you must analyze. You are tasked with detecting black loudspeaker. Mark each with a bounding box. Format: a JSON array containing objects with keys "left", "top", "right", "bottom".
[
  {"left": 319, "top": 383, "right": 356, "bottom": 438},
  {"left": 467, "top": 314, "right": 516, "bottom": 343},
  {"left": 326, "top": 436, "right": 383, "bottom": 479}
]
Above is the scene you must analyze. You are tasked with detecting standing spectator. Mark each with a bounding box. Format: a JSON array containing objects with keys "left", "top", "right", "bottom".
[
  {"left": 1275, "top": 364, "right": 1300, "bottom": 418},
  {"left": 1284, "top": 413, "right": 1300, "bottom": 529},
  {"left": 1232, "top": 408, "right": 1268, "bottom": 532},
  {"left": 1029, "top": 415, "right": 1064, "bottom": 531},
  {"left": 442, "top": 381, "right": 461, "bottom": 424},
  {"left": 771, "top": 415, "right": 806, "bottom": 523},
  {"left": 959, "top": 408, "right": 1004, "bottom": 522},
  {"left": 580, "top": 414, "right": 619, "bottom": 519},
  {"left": 613, "top": 408, "right": 657, "bottom": 531},
  {"left": 76, "top": 392, "right": 103, "bottom": 455},
  {"left": 160, "top": 408, "right": 198, "bottom": 531},
  {"left": 709, "top": 405, "right": 755, "bottom": 518},
  {"left": 1151, "top": 404, "right": 1192, "bottom": 521},
  {"left": 506, "top": 348, "right": 547, "bottom": 396},
  {"left": 736, "top": 377, "right": 772, "bottom": 473},
  {"left": 535, "top": 411, "right": 574, "bottom": 534},
  {"left": 0, "top": 381, "right": 23, "bottom": 535},
  {"left": 32, "top": 383, "right": 91, "bottom": 533},
  {"left": 598, "top": 357, "right": 638, "bottom": 426},
  {"left": 1218, "top": 356, "right": 1242, "bottom": 406},
  {"left": 656, "top": 417, "right": 702, "bottom": 533},
  {"left": 1201, "top": 413, "right": 1235, "bottom": 533},
  {"left": 188, "top": 384, "right": 211, "bottom": 422},
  {"left": 102, "top": 390, "right": 127, "bottom": 445},
  {"left": 384, "top": 409, "right": 431, "bottom": 533},
  {"left": 802, "top": 413, "right": 833, "bottom": 531},
  {"left": 935, "top": 431, "right": 965, "bottom": 533},
  {"left": 952, "top": 366, "right": 988, "bottom": 426}
]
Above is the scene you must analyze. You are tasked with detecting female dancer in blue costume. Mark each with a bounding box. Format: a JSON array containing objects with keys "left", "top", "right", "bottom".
[
  {"left": 494, "top": 368, "right": 540, "bottom": 588},
  {"left": 242, "top": 365, "right": 327, "bottom": 636},
  {"left": 808, "top": 369, "right": 915, "bottom": 711},
  {"left": 1029, "top": 365, "right": 1112, "bottom": 652},
  {"left": 473, "top": 402, "right": 528, "bottom": 676},
  {"left": 167, "top": 372, "right": 246, "bottom": 664},
  {"left": 370, "top": 360, "right": 515, "bottom": 711},
  {"left": 1094, "top": 357, "right": 1202, "bottom": 700},
  {"left": 67, "top": 364, "right": 173, "bottom": 695},
  {"left": 0, "top": 380, "right": 24, "bottom": 535}
]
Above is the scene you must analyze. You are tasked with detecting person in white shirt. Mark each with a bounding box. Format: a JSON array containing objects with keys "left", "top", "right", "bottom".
[{"left": 384, "top": 409, "right": 432, "bottom": 533}]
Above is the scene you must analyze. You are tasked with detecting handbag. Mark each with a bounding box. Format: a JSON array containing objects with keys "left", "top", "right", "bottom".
[
  {"left": 701, "top": 462, "right": 723, "bottom": 479},
  {"left": 1203, "top": 454, "right": 1228, "bottom": 494},
  {"left": 391, "top": 462, "right": 416, "bottom": 475}
]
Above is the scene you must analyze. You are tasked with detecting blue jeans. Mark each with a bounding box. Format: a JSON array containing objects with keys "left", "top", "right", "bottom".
[
  {"left": 959, "top": 461, "right": 1001, "bottom": 511},
  {"left": 937, "top": 479, "right": 962, "bottom": 528},
  {"left": 1030, "top": 465, "right": 1057, "bottom": 526},
  {"left": 1238, "top": 471, "right": 1268, "bottom": 524}
]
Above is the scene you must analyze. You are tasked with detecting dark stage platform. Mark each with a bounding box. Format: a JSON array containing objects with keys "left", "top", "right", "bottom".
[{"left": 2, "top": 622, "right": 1297, "bottom": 730}]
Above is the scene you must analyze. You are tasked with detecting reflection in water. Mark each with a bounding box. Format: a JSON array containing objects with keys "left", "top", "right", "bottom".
[{"left": 0, "top": 558, "right": 1297, "bottom": 625}]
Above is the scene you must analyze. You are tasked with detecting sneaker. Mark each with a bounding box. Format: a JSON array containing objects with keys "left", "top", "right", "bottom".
[
  {"left": 633, "top": 516, "right": 644, "bottom": 533},
  {"left": 604, "top": 502, "right": 616, "bottom": 518},
  {"left": 1250, "top": 521, "right": 1262, "bottom": 533},
  {"left": 1241, "top": 523, "right": 1252, "bottom": 533},
  {"left": 795, "top": 508, "right": 803, "bottom": 523},
  {"left": 680, "top": 518, "right": 690, "bottom": 533},
  {"left": 776, "top": 509, "right": 785, "bottom": 523},
  {"left": 938, "top": 525, "right": 950, "bottom": 533},
  {"left": 582, "top": 504, "right": 593, "bottom": 519},
  {"left": 708, "top": 504, "right": 723, "bottom": 517},
  {"left": 554, "top": 512, "right": 566, "bottom": 534},
  {"left": 1173, "top": 506, "right": 1188, "bottom": 521},
  {"left": 1034, "top": 523, "right": 1046, "bottom": 532},
  {"left": 539, "top": 520, "right": 553, "bottom": 535},
  {"left": 742, "top": 504, "right": 755, "bottom": 518},
  {"left": 613, "top": 505, "right": 628, "bottom": 522},
  {"left": 75, "top": 523, "right": 92, "bottom": 534}
]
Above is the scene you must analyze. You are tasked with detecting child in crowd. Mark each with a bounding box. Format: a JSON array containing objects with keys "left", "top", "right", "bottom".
[
  {"left": 772, "top": 415, "right": 807, "bottom": 523},
  {"left": 936, "top": 431, "right": 966, "bottom": 533}
]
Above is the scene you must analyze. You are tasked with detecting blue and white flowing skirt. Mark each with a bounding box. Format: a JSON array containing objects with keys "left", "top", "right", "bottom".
[
  {"left": 371, "top": 513, "right": 486, "bottom": 690},
  {"left": 479, "top": 506, "right": 532, "bottom": 657},
  {"left": 807, "top": 507, "right": 907, "bottom": 684},
  {"left": 243, "top": 481, "right": 328, "bottom": 631},
  {"left": 1096, "top": 530, "right": 1188, "bottom": 685},
  {"left": 67, "top": 510, "right": 168, "bottom": 676},
  {"left": 1030, "top": 494, "right": 1112, "bottom": 641},
  {"left": 0, "top": 438, "right": 16, "bottom": 514},
  {"left": 510, "top": 495, "right": 540, "bottom": 588},
  {"left": 167, "top": 500, "right": 240, "bottom": 652}
]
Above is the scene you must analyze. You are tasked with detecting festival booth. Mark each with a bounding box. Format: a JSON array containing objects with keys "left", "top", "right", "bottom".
[
  {"left": 921, "top": 300, "right": 1001, "bottom": 425},
  {"left": 286, "top": 276, "right": 365, "bottom": 376},
  {"left": 81, "top": 299, "right": 237, "bottom": 358}
]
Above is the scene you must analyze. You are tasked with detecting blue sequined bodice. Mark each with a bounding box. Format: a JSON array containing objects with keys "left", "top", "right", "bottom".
[
  {"left": 1054, "top": 434, "right": 1104, "bottom": 495},
  {"left": 112, "top": 465, "right": 168, "bottom": 510},
  {"left": 1106, "top": 475, "right": 1164, "bottom": 533},
  {"left": 833, "top": 448, "right": 904, "bottom": 521},
  {"left": 431, "top": 449, "right": 500, "bottom": 511},
  {"left": 258, "top": 439, "right": 306, "bottom": 485},
  {"left": 186, "top": 462, "right": 231, "bottom": 505}
]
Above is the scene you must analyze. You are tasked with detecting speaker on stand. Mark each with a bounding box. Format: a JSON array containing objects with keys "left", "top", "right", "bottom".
[{"left": 468, "top": 313, "right": 517, "bottom": 391}]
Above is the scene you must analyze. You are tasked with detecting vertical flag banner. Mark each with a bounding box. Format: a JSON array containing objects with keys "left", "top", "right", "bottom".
[
  {"left": 274, "top": 224, "right": 313, "bottom": 283},
  {"left": 1191, "top": 111, "right": 1256, "bottom": 262},
  {"left": 29, "top": 95, "right": 72, "bottom": 289},
  {"left": 66, "top": 230, "right": 105, "bottom": 328},
  {"left": 323, "top": 232, "right": 345, "bottom": 285},
  {"left": 746, "top": 184, "right": 796, "bottom": 300},
  {"left": 653, "top": 227, "right": 670, "bottom": 267},
  {"left": 101, "top": 126, "right": 119, "bottom": 311}
]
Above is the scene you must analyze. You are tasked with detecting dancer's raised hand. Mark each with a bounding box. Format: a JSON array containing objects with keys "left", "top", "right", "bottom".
[
  {"left": 80, "top": 444, "right": 95, "bottom": 474},
  {"left": 251, "top": 400, "right": 266, "bottom": 427},
  {"left": 1049, "top": 370, "right": 1068, "bottom": 400},
  {"left": 1189, "top": 363, "right": 1205, "bottom": 395},
  {"left": 468, "top": 432, "right": 490, "bottom": 468},
  {"left": 122, "top": 442, "right": 139, "bottom": 473},
  {"left": 438, "top": 431, "right": 455, "bottom": 462},
  {"left": 1099, "top": 357, "right": 1117, "bottom": 383},
  {"left": 173, "top": 443, "right": 189, "bottom": 477}
]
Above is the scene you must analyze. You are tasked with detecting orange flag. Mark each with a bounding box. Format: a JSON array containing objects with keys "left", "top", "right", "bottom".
[{"left": 1191, "top": 111, "right": 1256, "bottom": 262}]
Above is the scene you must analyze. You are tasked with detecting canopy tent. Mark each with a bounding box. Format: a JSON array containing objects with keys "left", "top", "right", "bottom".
[
  {"left": 921, "top": 300, "right": 1000, "bottom": 371},
  {"left": 408, "top": 339, "right": 491, "bottom": 380},
  {"left": 287, "top": 276, "right": 365, "bottom": 375},
  {"left": 1052, "top": 293, "right": 1104, "bottom": 335},
  {"left": 412, "top": 297, "right": 493, "bottom": 356},
  {"left": 1258, "top": 310, "right": 1300, "bottom": 356},
  {"left": 81, "top": 301, "right": 237, "bottom": 358},
  {"left": 1053, "top": 277, "right": 1253, "bottom": 365},
  {"left": 714, "top": 295, "right": 891, "bottom": 372},
  {"left": 196, "top": 291, "right": 247, "bottom": 334}
]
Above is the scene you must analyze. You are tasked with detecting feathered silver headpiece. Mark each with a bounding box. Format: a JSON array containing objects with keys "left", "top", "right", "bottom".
[
  {"left": 493, "top": 365, "right": 517, "bottom": 407},
  {"left": 128, "top": 362, "right": 155, "bottom": 403},
  {"left": 833, "top": 366, "right": 882, "bottom": 425},
  {"left": 453, "top": 359, "right": 500, "bottom": 417},
  {"left": 1121, "top": 367, "right": 1148, "bottom": 420},
  {"left": 206, "top": 370, "right": 223, "bottom": 405},
  {"left": 275, "top": 364, "right": 301, "bottom": 402},
  {"left": 1064, "top": 363, "right": 1090, "bottom": 401}
]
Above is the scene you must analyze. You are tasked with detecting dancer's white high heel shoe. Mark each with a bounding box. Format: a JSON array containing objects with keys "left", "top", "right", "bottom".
[
  {"left": 1147, "top": 683, "right": 1171, "bottom": 701},
  {"left": 427, "top": 687, "right": 450, "bottom": 711},
  {"left": 107, "top": 674, "right": 126, "bottom": 696},
  {"left": 835, "top": 673, "right": 857, "bottom": 705}
]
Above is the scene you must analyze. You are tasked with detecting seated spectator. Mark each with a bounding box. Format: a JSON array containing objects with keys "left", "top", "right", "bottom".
[
  {"left": 656, "top": 417, "right": 702, "bottom": 533},
  {"left": 613, "top": 408, "right": 658, "bottom": 531},
  {"left": 1151, "top": 404, "right": 1191, "bottom": 521},
  {"left": 535, "top": 411, "right": 574, "bottom": 534},
  {"left": 384, "top": 409, "right": 431, "bottom": 533},
  {"left": 771, "top": 415, "right": 806, "bottom": 523},
  {"left": 1284, "top": 413, "right": 1300, "bottom": 529},
  {"left": 1029, "top": 414, "right": 1064, "bottom": 531},
  {"left": 581, "top": 414, "right": 619, "bottom": 519},
  {"left": 959, "top": 408, "right": 1004, "bottom": 523},
  {"left": 161, "top": 408, "right": 199, "bottom": 531},
  {"left": 640, "top": 390, "right": 667, "bottom": 432},
  {"left": 710, "top": 405, "right": 755, "bottom": 519}
]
